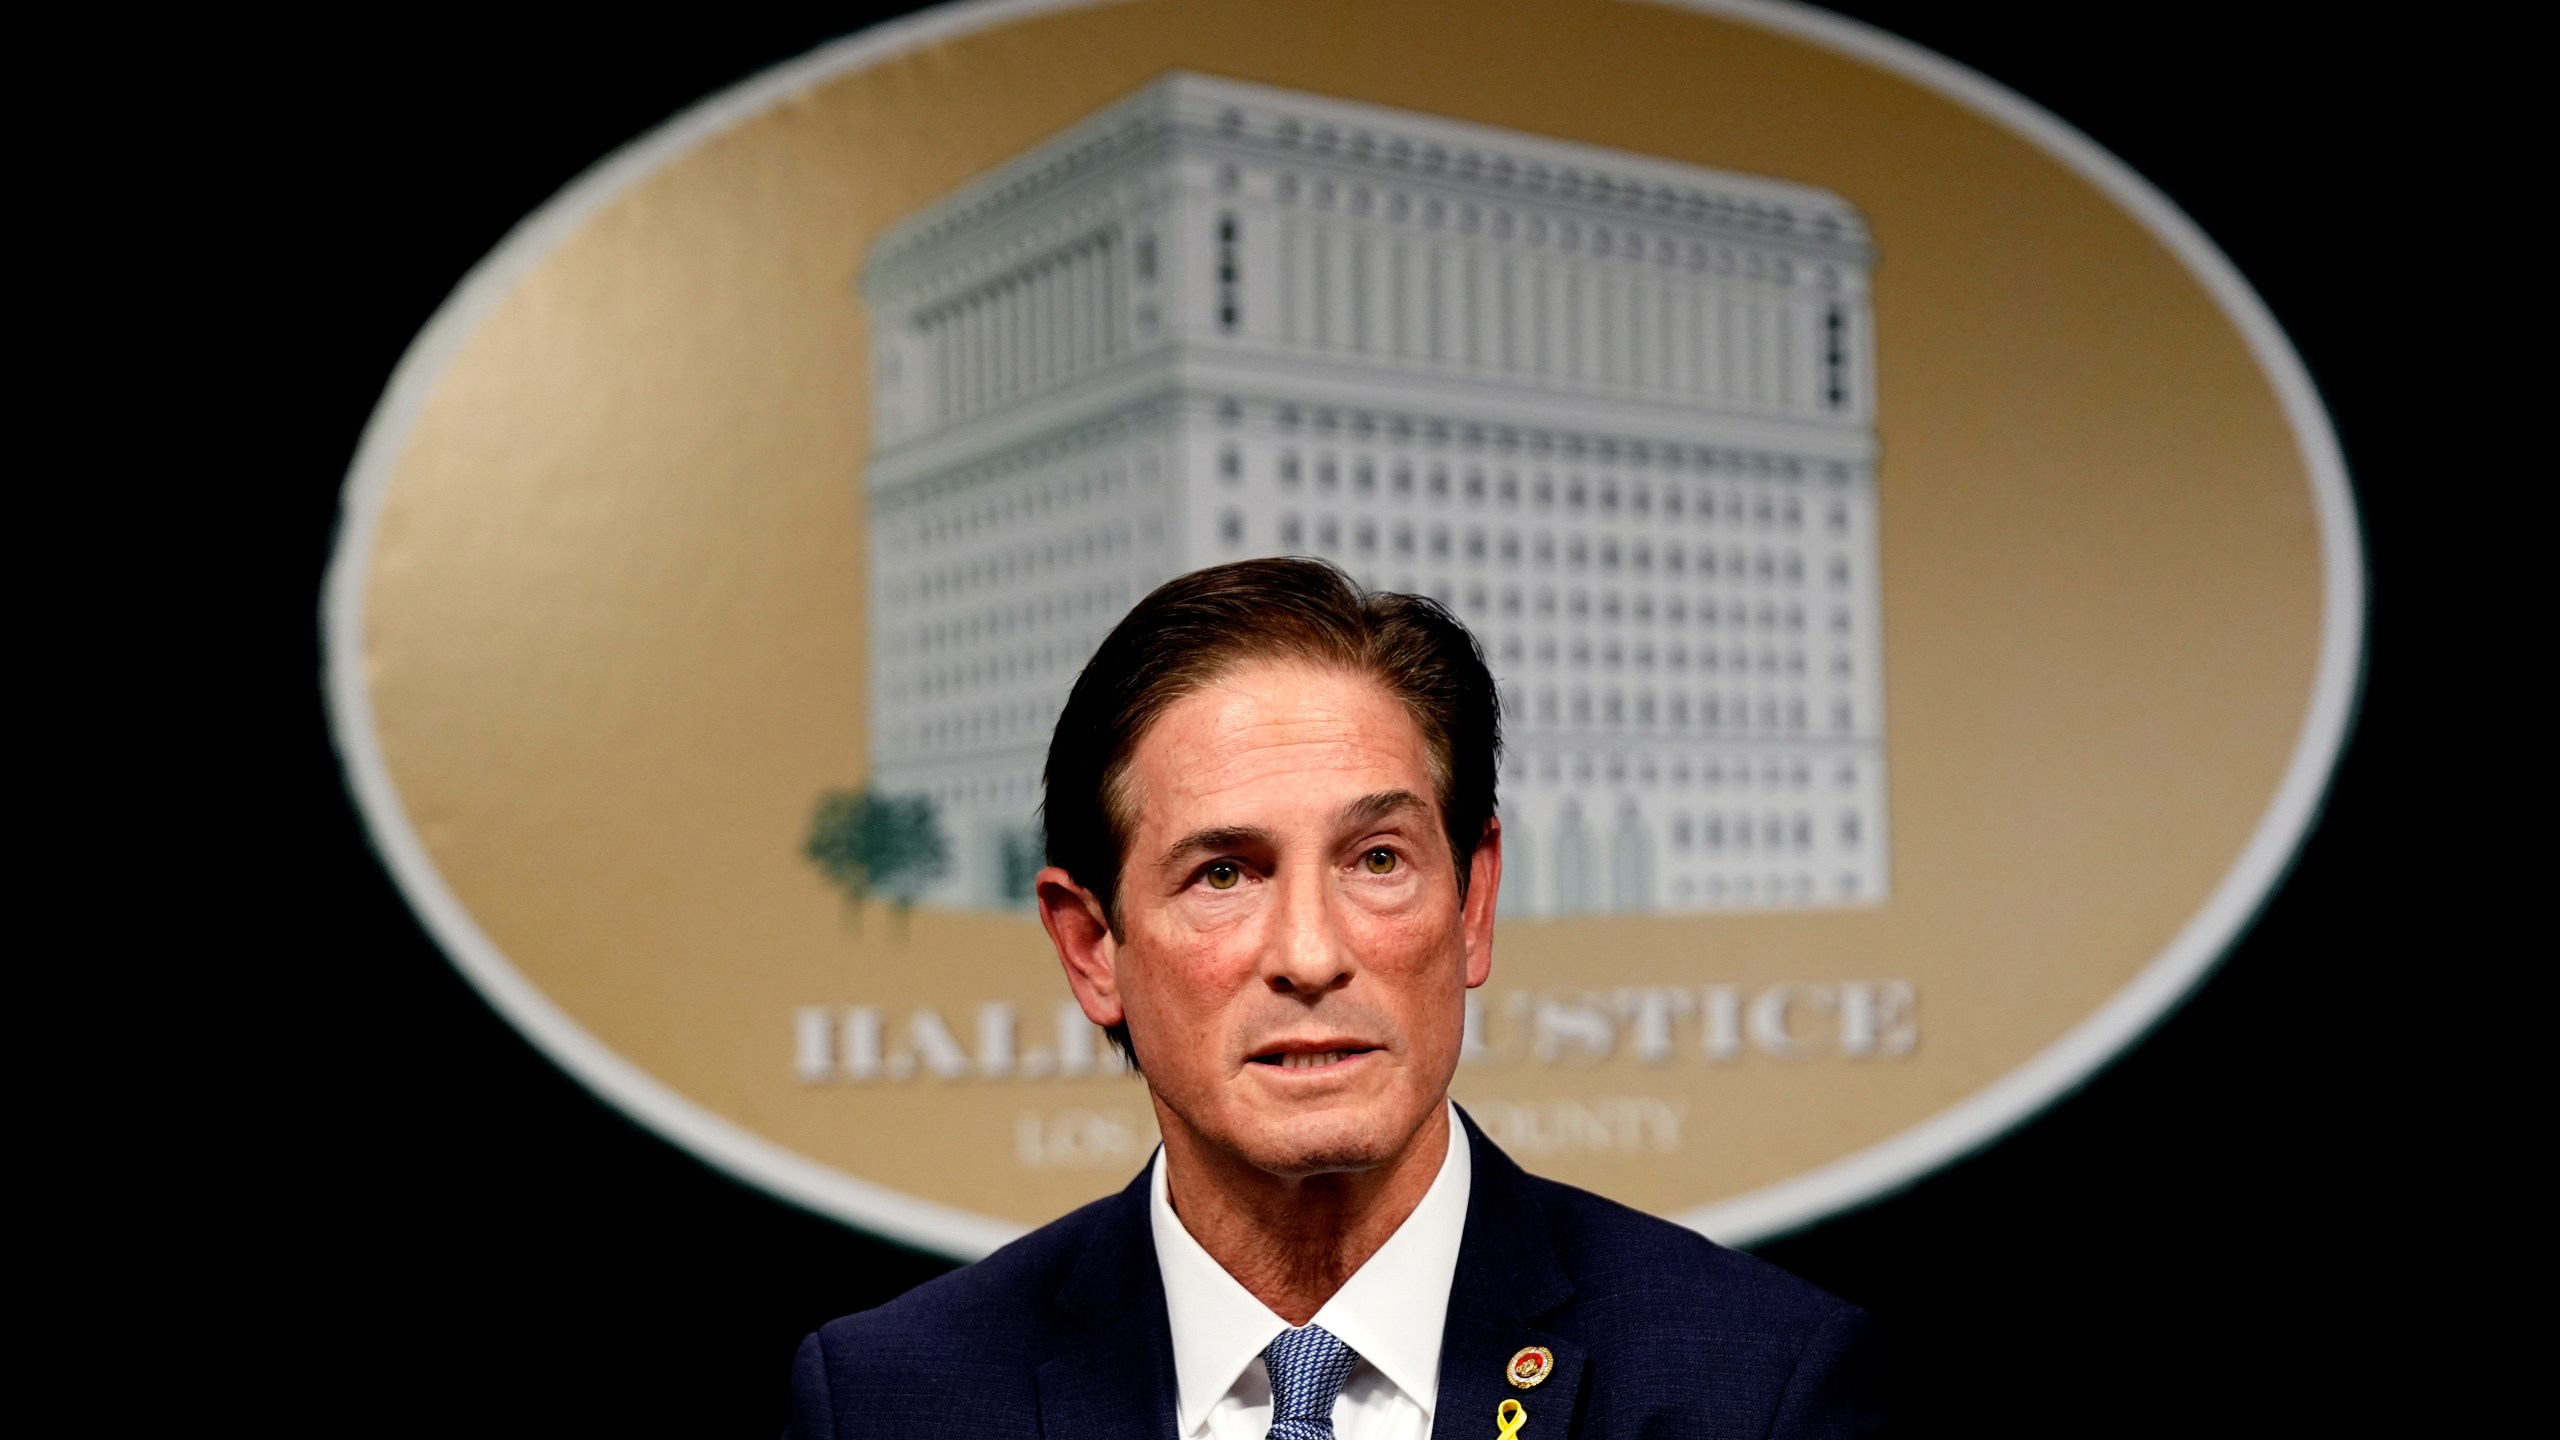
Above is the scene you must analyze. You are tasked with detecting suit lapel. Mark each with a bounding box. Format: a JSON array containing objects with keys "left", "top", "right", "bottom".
[
  {"left": 1433, "top": 1111, "right": 1586, "bottom": 1440},
  {"left": 1036, "top": 1167, "right": 1182, "bottom": 1440},
  {"left": 1029, "top": 1118, "right": 1582, "bottom": 1439}
]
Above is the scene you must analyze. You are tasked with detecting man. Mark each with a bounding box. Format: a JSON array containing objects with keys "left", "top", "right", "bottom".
[{"left": 789, "top": 558, "right": 1882, "bottom": 1438}]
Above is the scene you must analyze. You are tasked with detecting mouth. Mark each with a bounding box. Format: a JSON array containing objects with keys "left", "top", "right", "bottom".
[{"left": 1249, "top": 1047, "right": 1377, "bottom": 1072}]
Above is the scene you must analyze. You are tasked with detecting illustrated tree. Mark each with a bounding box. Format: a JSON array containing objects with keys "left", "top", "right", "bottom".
[
  {"left": 805, "top": 788, "right": 951, "bottom": 937},
  {"left": 998, "top": 827, "right": 1045, "bottom": 906}
]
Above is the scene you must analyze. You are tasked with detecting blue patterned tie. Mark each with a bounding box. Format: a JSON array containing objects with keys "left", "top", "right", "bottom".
[{"left": 1262, "top": 1323, "right": 1361, "bottom": 1439}]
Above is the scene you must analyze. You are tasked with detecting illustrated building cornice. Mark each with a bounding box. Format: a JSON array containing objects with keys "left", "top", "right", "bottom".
[{"left": 865, "top": 71, "right": 1872, "bottom": 289}]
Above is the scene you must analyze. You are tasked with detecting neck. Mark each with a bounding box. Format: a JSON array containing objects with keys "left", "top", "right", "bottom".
[{"left": 1157, "top": 1102, "right": 1452, "bottom": 1326}]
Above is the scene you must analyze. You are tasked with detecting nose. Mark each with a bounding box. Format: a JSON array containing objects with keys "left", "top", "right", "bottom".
[{"left": 1263, "top": 861, "right": 1354, "bottom": 998}]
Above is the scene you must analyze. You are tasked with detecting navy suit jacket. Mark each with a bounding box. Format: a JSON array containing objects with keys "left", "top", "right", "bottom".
[{"left": 789, "top": 1111, "right": 1883, "bottom": 1437}]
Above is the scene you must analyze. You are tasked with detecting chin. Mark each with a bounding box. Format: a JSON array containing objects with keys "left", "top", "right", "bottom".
[{"left": 1236, "top": 1104, "right": 1414, "bottom": 1177}]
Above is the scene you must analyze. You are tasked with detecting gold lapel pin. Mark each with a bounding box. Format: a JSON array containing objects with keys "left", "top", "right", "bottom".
[{"left": 1506, "top": 1346, "right": 1555, "bottom": 1390}]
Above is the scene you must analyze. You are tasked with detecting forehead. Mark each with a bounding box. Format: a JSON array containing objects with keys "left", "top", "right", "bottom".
[{"left": 1123, "top": 662, "right": 1435, "bottom": 830}]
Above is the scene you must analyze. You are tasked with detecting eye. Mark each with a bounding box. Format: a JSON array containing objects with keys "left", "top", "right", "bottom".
[
  {"left": 1361, "top": 848, "right": 1399, "bottom": 875},
  {"left": 1204, "top": 860, "right": 1242, "bottom": 890}
]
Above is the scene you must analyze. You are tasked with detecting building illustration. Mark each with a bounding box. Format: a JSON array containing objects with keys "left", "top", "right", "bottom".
[{"left": 859, "top": 73, "right": 1887, "bottom": 916}]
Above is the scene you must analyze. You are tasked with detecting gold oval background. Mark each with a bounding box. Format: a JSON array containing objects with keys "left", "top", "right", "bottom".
[{"left": 339, "top": 0, "right": 2341, "bottom": 1245}]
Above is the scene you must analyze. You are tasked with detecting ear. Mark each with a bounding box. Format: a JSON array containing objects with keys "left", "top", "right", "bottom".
[
  {"left": 1036, "top": 865, "right": 1124, "bottom": 1028},
  {"left": 1460, "top": 816, "right": 1501, "bottom": 990}
]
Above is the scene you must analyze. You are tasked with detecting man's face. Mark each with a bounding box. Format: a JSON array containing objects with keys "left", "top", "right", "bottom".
[{"left": 1043, "top": 660, "right": 1498, "bottom": 1180}]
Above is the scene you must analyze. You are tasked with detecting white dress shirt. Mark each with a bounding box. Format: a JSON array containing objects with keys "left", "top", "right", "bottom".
[{"left": 1149, "top": 1103, "right": 1472, "bottom": 1440}]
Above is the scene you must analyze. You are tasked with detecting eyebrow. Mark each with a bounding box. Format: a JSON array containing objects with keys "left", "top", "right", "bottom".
[
  {"left": 1337, "top": 789, "right": 1430, "bottom": 833},
  {"left": 1151, "top": 792, "right": 1430, "bottom": 872},
  {"left": 1156, "top": 825, "right": 1274, "bottom": 871}
]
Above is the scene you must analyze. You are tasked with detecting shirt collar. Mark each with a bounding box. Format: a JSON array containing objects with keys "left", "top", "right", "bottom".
[{"left": 1149, "top": 1103, "right": 1473, "bottom": 1434}]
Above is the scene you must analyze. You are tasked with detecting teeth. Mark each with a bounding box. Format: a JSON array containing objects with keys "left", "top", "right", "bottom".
[{"left": 1282, "top": 1050, "right": 1348, "bottom": 1070}]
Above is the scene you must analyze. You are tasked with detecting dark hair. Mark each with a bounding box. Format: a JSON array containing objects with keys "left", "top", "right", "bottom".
[{"left": 1042, "top": 558, "right": 1503, "bottom": 1063}]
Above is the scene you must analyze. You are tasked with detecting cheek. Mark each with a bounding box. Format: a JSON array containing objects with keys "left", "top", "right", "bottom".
[
  {"left": 1343, "top": 901, "right": 1463, "bottom": 978},
  {"left": 1164, "top": 886, "right": 1265, "bottom": 941},
  {"left": 1123, "top": 916, "right": 1265, "bottom": 1024}
]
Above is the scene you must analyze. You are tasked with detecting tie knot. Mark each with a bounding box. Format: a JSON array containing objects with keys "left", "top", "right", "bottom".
[{"left": 1262, "top": 1324, "right": 1361, "bottom": 1430}]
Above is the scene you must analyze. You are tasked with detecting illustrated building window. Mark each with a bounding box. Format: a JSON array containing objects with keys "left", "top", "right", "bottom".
[{"left": 1823, "top": 304, "right": 1847, "bottom": 409}]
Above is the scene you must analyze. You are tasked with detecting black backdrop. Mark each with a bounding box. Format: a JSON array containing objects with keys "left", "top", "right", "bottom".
[{"left": 245, "top": 6, "right": 2450, "bottom": 1433}]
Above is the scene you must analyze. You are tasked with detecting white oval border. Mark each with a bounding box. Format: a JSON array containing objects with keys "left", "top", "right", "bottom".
[{"left": 322, "top": 0, "right": 2366, "bottom": 1257}]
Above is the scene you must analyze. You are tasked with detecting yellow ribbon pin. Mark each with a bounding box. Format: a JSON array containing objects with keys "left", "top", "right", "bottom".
[{"left": 1496, "top": 1398, "right": 1528, "bottom": 1438}]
